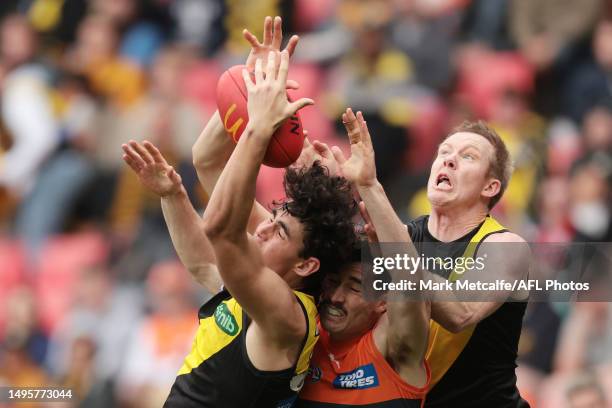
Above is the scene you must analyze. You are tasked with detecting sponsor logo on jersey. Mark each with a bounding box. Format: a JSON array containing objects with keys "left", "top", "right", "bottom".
[
  {"left": 214, "top": 302, "right": 238, "bottom": 335},
  {"left": 308, "top": 366, "right": 322, "bottom": 383},
  {"left": 332, "top": 363, "right": 379, "bottom": 389}
]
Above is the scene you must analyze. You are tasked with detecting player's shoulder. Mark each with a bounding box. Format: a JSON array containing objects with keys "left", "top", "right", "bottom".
[{"left": 483, "top": 230, "right": 527, "bottom": 244}]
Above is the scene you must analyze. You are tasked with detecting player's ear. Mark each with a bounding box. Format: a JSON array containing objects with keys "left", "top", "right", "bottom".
[
  {"left": 375, "top": 301, "right": 387, "bottom": 314},
  {"left": 482, "top": 178, "right": 501, "bottom": 199},
  {"left": 295, "top": 257, "right": 320, "bottom": 277}
]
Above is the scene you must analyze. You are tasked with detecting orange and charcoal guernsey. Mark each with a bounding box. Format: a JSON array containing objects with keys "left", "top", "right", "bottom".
[{"left": 297, "top": 321, "right": 430, "bottom": 408}]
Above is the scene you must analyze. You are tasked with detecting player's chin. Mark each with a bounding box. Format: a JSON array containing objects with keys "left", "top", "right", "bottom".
[
  {"left": 427, "top": 189, "right": 454, "bottom": 206},
  {"left": 320, "top": 316, "right": 346, "bottom": 334}
]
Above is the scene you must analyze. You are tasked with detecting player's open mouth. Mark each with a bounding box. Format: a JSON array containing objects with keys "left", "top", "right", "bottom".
[
  {"left": 436, "top": 173, "right": 452, "bottom": 189},
  {"left": 323, "top": 304, "right": 346, "bottom": 319}
]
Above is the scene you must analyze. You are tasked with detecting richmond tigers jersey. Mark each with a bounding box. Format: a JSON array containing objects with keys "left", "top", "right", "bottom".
[
  {"left": 407, "top": 215, "right": 529, "bottom": 408},
  {"left": 164, "top": 289, "right": 319, "bottom": 408},
  {"left": 297, "top": 323, "right": 430, "bottom": 407}
]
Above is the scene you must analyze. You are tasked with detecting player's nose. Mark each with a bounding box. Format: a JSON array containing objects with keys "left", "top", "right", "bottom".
[
  {"left": 443, "top": 155, "right": 457, "bottom": 170},
  {"left": 329, "top": 287, "right": 346, "bottom": 304}
]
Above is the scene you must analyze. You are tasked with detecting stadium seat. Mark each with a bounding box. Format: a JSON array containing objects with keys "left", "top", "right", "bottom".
[
  {"left": 34, "top": 232, "right": 109, "bottom": 333},
  {"left": 0, "top": 238, "right": 26, "bottom": 336}
]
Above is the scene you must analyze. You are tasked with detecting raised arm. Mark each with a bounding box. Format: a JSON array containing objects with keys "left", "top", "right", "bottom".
[
  {"left": 202, "top": 51, "right": 314, "bottom": 344},
  {"left": 336, "top": 108, "right": 430, "bottom": 373},
  {"left": 122, "top": 140, "right": 222, "bottom": 294},
  {"left": 192, "top": 16, "right": 299, "bottom": 233}
]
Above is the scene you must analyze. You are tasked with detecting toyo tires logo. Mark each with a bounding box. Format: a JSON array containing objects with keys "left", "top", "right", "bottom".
[
  {"left": 214, "top": 303, "right": 238, "bottom": 335},
  {"left": 333, "top": 363, "right": 379, "bottom": 389}
]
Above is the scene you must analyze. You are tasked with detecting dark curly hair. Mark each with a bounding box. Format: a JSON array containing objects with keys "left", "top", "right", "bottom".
[{"left": 274, "top": 162, "right": 358, "bottom": 297}]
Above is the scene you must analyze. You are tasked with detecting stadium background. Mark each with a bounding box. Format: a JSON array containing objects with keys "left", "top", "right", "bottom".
[{"left": 0, "top": 0, "right": 611, "bottom": 406}]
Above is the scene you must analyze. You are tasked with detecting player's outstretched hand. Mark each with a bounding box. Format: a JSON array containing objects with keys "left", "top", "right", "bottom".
[
  {"left": 293, "top": 136, "right": 343, "bottom": 176},
  {"left": 335, "top": 108, "right": 377, "bottom": 187},
  {"left": 244, "top": 16, "right": 299, "bottom": 71},
  {"left": 122, "top": 140, "right": 183, "bottom": 197},
  {"left": 242, "top": 51, "right": 313, "bottom": 135}
]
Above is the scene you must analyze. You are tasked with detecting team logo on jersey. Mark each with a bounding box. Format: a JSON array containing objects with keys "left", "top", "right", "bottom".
[
  {"left": 332, "top": 363, "right": 379, "bottom": 389},
  {"left": 214, "top": 302, "right": 238, "bottom": 335}
]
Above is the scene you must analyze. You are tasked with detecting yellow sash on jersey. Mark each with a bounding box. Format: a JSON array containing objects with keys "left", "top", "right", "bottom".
[
  {"left": 425, "top": 216, "right": 506, "bottom": 388},
  {"left": 178, "top": 290, "right": 318, "bottom": 376}
]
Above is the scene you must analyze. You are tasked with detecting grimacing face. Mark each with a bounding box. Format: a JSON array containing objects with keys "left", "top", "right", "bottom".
[
  {"left": 320, "top": 264, "right": 385, "bottom": 341},
  {"left": 427, "top": 132, "right": 500, "bottom": 210},
  {"left": 253, "top": 208, "right": 308, "bottom": 278}
]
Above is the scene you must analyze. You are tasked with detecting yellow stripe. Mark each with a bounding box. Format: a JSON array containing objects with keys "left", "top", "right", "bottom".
[
  {"left": 178, "top": 291, "right": 319, "bottom": 376},
  {"left": 294, "top": 291, "right": 319, "bottom": 374},
  {"left": 426, "top": 216, "right": 506, "bottom": 387},
  {"left": 178, "top": 298, "right": 243, "bottom": 375}
]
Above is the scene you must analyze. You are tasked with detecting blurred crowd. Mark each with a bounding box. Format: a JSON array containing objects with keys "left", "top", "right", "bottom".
[{"left": 0, "top": 0, "right": 611, "bottom": 407}]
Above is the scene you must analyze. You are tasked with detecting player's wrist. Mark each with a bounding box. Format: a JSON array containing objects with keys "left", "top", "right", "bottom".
[
  {"left": 160, "top": 184, "right": 187, "bottom": 199},
  {"left": 356, "top": 179, "right": 382, "bottom": 193},
  {"left": 243, "top": 122, "right": 275, "bottom": 142}
]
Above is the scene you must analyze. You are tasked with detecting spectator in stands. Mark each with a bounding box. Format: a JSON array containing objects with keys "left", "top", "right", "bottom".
[
  {"left": 510, "top": 0, "right": 604, "bottom": 116},
  {"left": 2, "top": 286, "right": 47, "bottom": 367},
  {"left": 566, "top": 372, "right": 608, "bottom": 408},
  {"left": 563, "top": 19, "right": 612, "bottom": 123},
  {"left": 390, "top": 0, "right": 465, "bottom": 91},
  {"left": 568, "top": 161, "right": 611, "bottom": 241},
  {"left": 510, "top": 0, "right": 602, "bottom": 72},
  {"left": 117, "top": 260, "right": 199, "bottom": 408},
  {"left": 64, "top": 13, "right": 145, "bottom": 109},
  {"left": 0, "top": 15, "right": 90, "bottom": 260},
  {"left": 94, "top": 45, "right": 205, "bottom": 279},
  {"left": 46, "top": 265, "right": 143, "bottom": 395},
  {"left": 0, "top": 14, "right": 58, "bottom": 201}
]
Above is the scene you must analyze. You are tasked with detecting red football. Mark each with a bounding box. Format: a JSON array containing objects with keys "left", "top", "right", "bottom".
[{"left": 216, "top": 65, "right": 305, "bottom": 168}]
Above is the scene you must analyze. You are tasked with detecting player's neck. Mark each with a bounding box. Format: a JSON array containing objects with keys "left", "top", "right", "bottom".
[{"left": 428, "top": 205, "right": 488, "bottom": 242}]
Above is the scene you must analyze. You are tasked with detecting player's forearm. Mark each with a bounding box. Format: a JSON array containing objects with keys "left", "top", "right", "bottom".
[
  {"left": 203, "top": 122, "right": 272, "bottom": 238},
  {"left": 192, "top": 111, "right": 233, "bottom": 193},
  {"left": 358, "top": 181, "right": 429, "bottom": 360},
  {"left": 192, "top": 110, "right": 271, "bottom": 233},
  {"left": 430, "top": 300, "right": 478, "bottom": 333},
  {"left": 358, "top": 183, "right": 474, "bottom": 335},
  {"left": 357, "top": 182, "right": 415, "bottom": 245},
  {"left": 161, "top": 187, "right": 221, "bottom": 291}
]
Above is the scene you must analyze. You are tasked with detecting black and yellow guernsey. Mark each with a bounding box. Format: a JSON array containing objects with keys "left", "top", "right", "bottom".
[
  {"left": 164, "top": 288, "right": 319, "bottom": 408},
  {"left": 407, "top": 215, "right": 529, "bottom": 408}
]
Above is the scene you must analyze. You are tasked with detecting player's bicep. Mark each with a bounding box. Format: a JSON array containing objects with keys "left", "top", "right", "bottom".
[
  {"left": 435, "top": 233, "right": 531, "bottom": 331},
  {"left": 190, "top": 264, "right": 224, "bottom": 295}
]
